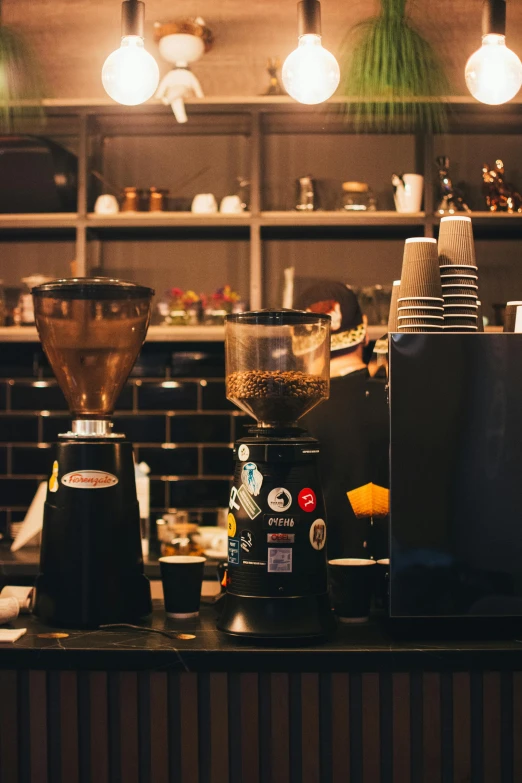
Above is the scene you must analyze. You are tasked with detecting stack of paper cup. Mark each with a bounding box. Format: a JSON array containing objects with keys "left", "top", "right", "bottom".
[
  {"left": 387, "top": 280, "right": 401, "bottom": 332},
  {"left": 438, "top": 216, "right": 479, "bottom": 332},
  {"left": 398, "top": 238, "right": 443, "bottom": 332}
]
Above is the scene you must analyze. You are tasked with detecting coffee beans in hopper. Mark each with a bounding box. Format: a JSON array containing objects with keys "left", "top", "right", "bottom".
[{"left": 227, "top": 370, "right": 328, "bottom": 424}]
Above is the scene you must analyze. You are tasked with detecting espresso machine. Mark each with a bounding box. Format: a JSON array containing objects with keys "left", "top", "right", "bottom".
[
  {"left": 32, "top": 278, "right": 154, "bottom": 628},
  {"left": 389, "top": 333, "right": 522, "bottom": 626},
  {"left": 218, "top": 309, "right": 335, "bottom": 639}
]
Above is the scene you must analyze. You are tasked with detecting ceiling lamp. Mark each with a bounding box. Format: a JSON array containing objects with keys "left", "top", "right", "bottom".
[
  {"left": 282, "top": 0, "right": 340, "bottom": 105},
  {"left": 465, "top": 0, "right": 522, "bottom": 105},
  {"left": 102, "top": 0, "right": 160, "bottom": 106}
]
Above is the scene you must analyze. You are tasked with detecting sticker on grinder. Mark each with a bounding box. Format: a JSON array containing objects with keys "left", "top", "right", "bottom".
[
  {"left": 267, "top": 533, "right": 295, "bottom": 543},
  {"left": 268, "top": 548, "right": 292, "bottom": 573},
  {"left": 228, "top": 538, "right": 239, "bottom": 565},
  {"left": 237, "top": 484, "right": 262, "bottom": 519},
  {"left": 263, "top": 514, "right": 297, "bottom": 530},
  {"left": 241, "top": 462, "right": 263, "bottom": 496}
]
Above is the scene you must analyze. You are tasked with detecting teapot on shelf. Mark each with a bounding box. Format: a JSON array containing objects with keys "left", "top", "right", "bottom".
[{"left": 391, "top": 173, "right": 424, "bottom": 213}]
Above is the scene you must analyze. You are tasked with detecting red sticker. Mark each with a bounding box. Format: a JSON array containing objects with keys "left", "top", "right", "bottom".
[{"left": 298, "top": 488, "right": 317, "bottom": 512}]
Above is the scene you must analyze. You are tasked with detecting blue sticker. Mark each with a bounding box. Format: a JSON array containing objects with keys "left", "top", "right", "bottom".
[
  {"left": 228, "top": 538, "right": 240, "bottom": 565},
  {"left": 241, "top": 462, "right": 263, "bottom": 496}
]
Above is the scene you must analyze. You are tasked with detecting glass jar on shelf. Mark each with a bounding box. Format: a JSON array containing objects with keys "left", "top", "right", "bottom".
[
  {"left": 156, "top": 511, "right": 205, "bottom": 557},
  {"left": 203, "top": 286, "right": 241, "bottom": 325},
  {"left": 121, "top": 187, "right": 142, "bottom": 212},
  {"left": 162, "top": 288, "right": 202, "bottom": 326},
  {"left": 19, "top": 275, "right": 50, "bottom": 325},
  {"left": 341, "top": 182, "right": 376, "bottom": 212}
]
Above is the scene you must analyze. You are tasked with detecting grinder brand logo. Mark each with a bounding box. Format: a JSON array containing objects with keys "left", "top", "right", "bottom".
[{"left": 61, "top": 470, "right": 118, "bottom": 489}]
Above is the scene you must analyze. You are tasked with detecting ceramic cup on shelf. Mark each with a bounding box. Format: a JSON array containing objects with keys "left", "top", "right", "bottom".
[
  {"left": 191, "top": 193, "right": 218, "bottom": 214},
  {"left": 220, "top": 195, "right": 243, "bottom": 214},
  {"left": 392, "top": 173, "right": 424, "bottom": 213},
  {"left": 94, "top": 194, "right": 119, "bottom": 215},
  {"left": 504, "top": 302, "right": 522, "bottom": 333}
]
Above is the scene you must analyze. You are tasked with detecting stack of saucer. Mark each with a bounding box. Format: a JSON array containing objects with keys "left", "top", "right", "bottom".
[
  {"left": 438, "top": 215, "right": 479, "bottom": 332},
  {"left": 398, "top": 238, "right": 443, "bottom": 332}
]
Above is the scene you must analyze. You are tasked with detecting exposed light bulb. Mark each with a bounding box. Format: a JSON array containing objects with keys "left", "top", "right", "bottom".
[
  {"left": 465, "top": 34, "right": 522, "bottom": 105},
  {"left": 282, "top": 34, "right": 340, "bottom": 105},
  {"left": 102, "top": 35, "right": 159, "bottom": 105}
]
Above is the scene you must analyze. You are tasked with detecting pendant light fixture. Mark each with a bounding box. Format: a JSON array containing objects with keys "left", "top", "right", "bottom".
[
  {"left": 465, "top": 0, "right": 522, "bottom": 105},
  {"left": 102, "top": 0, "right": 160, "bottom": 106},
  {"left": 282, "top": 0, "right": 340, "bottom": 105}
]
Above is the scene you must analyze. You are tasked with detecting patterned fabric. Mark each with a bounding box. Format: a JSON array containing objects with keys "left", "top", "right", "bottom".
[{"left": 331, "top": 322, "right": 367, "bottom": 352}]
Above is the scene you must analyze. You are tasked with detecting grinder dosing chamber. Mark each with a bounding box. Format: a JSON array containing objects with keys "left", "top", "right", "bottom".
[
  {"left": 218, "top": 310, "right": 335, "bottom": 639},
  {"left": 32, "top": 278, "right": 154, "bottom": 627}
]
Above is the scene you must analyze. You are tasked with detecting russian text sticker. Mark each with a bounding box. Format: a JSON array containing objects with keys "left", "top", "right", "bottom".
[{"left": 263, "top": 514, "right": 297, "bottom": 529}]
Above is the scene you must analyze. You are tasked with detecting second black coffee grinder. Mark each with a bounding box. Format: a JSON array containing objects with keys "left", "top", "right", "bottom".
[
  {"left": 218, "top": 309, "right": 335, "bottom": 639},
  {"left": 32, "top": 278, "right": 154, "bottom": 628}
]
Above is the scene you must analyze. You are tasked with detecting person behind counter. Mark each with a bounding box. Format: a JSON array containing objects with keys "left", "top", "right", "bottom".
[{"left": 298, "top": 281, "right": 389, "bottom": 560}]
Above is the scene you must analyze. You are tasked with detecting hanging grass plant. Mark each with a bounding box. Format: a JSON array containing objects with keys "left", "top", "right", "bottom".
[
  {"left": 0, "top": 1, "right": 46, "bottom": 133},
  {"left": 339, "top": 0, "right": 451, "bottom": 132}
]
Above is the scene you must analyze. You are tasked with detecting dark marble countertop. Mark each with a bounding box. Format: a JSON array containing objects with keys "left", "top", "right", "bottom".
[{"left": 2, "top": 602, "right": 522, "bottom": 672}]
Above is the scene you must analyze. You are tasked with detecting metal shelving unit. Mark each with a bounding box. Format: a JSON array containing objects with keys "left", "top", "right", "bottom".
[{"left": 1, "top": 97, "right": 522, "bottom": 311}]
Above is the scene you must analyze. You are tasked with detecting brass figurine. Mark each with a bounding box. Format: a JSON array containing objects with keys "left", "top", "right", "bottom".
[
  {"left": 263, "top": 58, "right": 285, "bottom": 96},
  {"left": 482, "top": 159, "right": 522, "bottom": 213},
  {"left": 435, "top": 156, "right": 470, "bottom": 215}
]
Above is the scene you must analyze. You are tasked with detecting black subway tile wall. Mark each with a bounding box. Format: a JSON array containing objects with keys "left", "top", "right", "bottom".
[
  {"left": 113, "top": 384, "right": 134, "bottom": 411},
  {"left": 12, "top": 446, "right": 53, "bottom": 476},
  {"left": 137, "top": 382, "right": 198, "bottom": 411},
  {"left": 10, "top": 382, "right": 67, "bottom": 411},
  {"left": 169, "top": 479, "right": 231, "bottom": 508},
  {"left": 0, "top": 342, "right": 242, "bottom": 541},
  {"left": 203, "top": 447, "right": 235, "bottom": 476},
  {"left": 0, "top": 416, "right": 39, "bottom": 443},
  {"left": 112, "top": 415, "right": 168, "bottom": 444},
  {"left": 201, "top": 381, "right": 235, "bottom": 410}
]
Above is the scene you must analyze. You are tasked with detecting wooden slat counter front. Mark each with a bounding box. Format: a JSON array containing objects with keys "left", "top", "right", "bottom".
[{"left": 0, "top": 605, "right": 522, "bottom": 783}]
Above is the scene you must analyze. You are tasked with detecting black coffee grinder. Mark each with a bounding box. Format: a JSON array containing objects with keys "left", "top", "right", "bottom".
[
  {"left": 218, "top": 309, "right": 335, "bottom": 639},
  {"left": 32, "top": 278, "right": 154, "bottom": 628}
]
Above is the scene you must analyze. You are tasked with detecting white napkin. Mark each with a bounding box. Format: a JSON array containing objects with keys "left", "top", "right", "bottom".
[
  {"left": 0, "top": 597, "right": 20, "bottom": 624},
  {"left": 0, "top": 628, "right": 27, "bottom": 643}
]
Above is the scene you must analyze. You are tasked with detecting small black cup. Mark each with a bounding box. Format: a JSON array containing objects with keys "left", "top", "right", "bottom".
[
  {"left": 328, "top": 558, "right": 376, "bottom": 623},
  {"left": 159, "top": 555, "right": 206, "bottom": 619}
]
